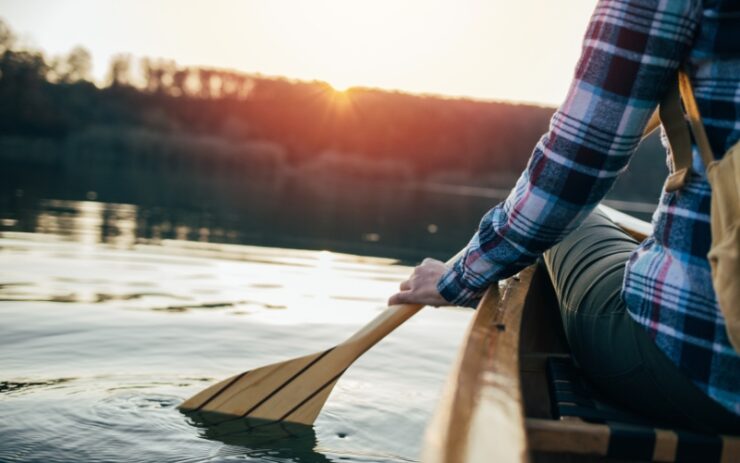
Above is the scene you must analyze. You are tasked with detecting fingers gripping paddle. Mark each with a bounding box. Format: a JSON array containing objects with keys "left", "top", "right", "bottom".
[{"left": 179, "top": 252, "right": 464, "bottom": 425}]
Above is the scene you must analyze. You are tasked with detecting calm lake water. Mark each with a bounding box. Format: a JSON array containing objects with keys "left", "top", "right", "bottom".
[
  {"left": 0, "top": 151, "right": 661, "bottom": 462},
  {"left": 0, "top": 198, "right": 473, "bottom": 463}
]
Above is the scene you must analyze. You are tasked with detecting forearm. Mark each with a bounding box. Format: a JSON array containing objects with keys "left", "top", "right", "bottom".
[{"left": 439, "top": 0, "right": 701, "bottom": 307}]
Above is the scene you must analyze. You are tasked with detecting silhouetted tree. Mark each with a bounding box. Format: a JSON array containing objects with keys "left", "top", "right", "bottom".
[
  {"left": 107, "top": 53, "right": 132, "bottom": 87},
  {"left": 0, "top": 18, "right": 14, "bottom": 54},
  {"left": 172, "top": 68, "right": 189, "bottom": 97},
  {"left": 51, "top": 46, "right": 92, "bottom": 83},
  {"left": 198, "top": 69, "right": 212, "bottom": 98},
  {"left": 158, "top": 59, "right": 176, "bottom": 94},
  {"left": 141, "top": 57, "right": 162, "bottom": 92}
]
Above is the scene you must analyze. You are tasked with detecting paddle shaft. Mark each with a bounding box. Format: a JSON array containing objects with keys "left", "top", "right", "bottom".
[
  {"left": 343, "top": 302, "right": 424, "bottom": 350},
  {"left": 341, "top": 251, "right": 465, "bottom": 358}
]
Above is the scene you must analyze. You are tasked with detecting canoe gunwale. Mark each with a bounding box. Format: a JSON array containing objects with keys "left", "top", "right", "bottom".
[{"left": 422, "top": 267, "right": 538, "bottom": 463}]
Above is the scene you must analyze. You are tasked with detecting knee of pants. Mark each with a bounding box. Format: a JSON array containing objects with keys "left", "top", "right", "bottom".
[
  {"left": 543, "top": 211, "right": 637, "bottom": 320},
  {"left": 561, "top": 305, "right": 644, "bottom": 378}
]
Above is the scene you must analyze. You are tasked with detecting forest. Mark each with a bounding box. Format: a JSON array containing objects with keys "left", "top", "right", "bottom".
[
  {"left": 0, "top": 18, "right": 560, "bottom": 187},
  {"left": 0, "top": 17, "right": 670, "bottom": 260}
]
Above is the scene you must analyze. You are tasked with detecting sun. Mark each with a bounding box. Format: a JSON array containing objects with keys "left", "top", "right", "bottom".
[
  {"left": 314, "top": 77, "right": 356, "bottom": 111},
  {"left": 328, "top": 79, "right": 353, "bottom": 93},
  {"left": 321, "top": 81, "right": 357, "bottom": 112}
]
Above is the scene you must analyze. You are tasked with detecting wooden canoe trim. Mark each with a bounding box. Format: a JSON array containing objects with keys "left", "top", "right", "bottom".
[
  {"left": 653, "top": 429, "right": 678, "bottom": 462},
  {"left": 526, "top": 418, "right": 610, "bottom": 457},
  {"left": 422, "top": 267, "right": 536, "bottom": 463},
  {"left": 527, "top": 418, "right": 740, "bottom": 463},
  {"left": 599, "top": 204, "right": 652, "bottom": 241},
  {"left": 722, "top": 436, "right": 740, "bottom": 463}
]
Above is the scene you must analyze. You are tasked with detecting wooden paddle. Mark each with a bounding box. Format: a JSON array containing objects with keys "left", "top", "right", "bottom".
[{"left": 179, "top": 252, "right": 464, "bottom": 425}]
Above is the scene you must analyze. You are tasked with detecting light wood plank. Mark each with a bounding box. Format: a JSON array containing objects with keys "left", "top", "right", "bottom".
[
  {"left": 653, "top": 429, "right": 678, "bottom": 462},
  {"left": 599, "top": 204, "right": 653, "bottom": 241},
  {"left": 526, "top": 418, "right": 610, "bottom": 457},
  {"left": 422, "top": 267, "right": 536, "bottom": 463},
  {"left": 721, "top": 435, "right": 740, "bottom": 463}
]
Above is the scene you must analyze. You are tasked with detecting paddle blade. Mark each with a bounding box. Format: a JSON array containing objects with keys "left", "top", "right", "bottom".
[{"left": 179, "top": 347, "right": 347, "bottom": 425}]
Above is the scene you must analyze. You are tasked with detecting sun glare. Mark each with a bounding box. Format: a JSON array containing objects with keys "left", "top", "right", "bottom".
[
  {"left": 1, "top": 0, "right": 598, "bottom": 105},
  {"left": 324, "top": 84, "right": 355, "bottom": 111},
  {"left": 233, "top": 0, "right": 596, "bottom": 105},
  {"left": 329, "top": 80, "right": 352, "bottom": 93}
]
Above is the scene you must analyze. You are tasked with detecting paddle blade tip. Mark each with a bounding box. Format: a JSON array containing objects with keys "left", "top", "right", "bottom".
[{"left": 178, "top": 348, "right": 345, "bottom": 425}]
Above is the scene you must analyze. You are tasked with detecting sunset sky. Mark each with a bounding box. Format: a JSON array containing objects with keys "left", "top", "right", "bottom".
[{"left": 1, "top": 0, "right": 598, "bottom": 106}]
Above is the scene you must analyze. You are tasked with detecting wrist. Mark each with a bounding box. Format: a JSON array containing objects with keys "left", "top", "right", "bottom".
[{"left": 437, "top": 265, "right": 486, "bottom": 308}]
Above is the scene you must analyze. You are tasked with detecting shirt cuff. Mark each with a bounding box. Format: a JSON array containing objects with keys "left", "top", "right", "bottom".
[{"left": 437, "top": 262, "right": 486, "bottom": 308}]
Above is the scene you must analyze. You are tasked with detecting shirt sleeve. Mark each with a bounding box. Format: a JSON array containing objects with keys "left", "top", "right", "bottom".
[{"left": 438, "top": 0, "right": 702, "bottom": 307}]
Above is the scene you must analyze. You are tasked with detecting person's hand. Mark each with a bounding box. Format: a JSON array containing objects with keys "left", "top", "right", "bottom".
[{"left": 388, "top": 258, "right": 449, "bottom": 307}]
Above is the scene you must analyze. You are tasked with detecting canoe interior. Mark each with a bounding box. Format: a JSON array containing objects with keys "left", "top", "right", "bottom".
[
  {"left": 422, "top": 263, "right": 739, "bottom": 462},
  {"left": 518, "top": 265, "right": 609, "bottom": 463},
  {"left": 423, "top": 208, "right": 737, "bottom": 462},
  {"left": 521, "top": 268, "right": 740, "bottom": 463},
  {"left": 518, "top": 264, "right": 570, "bottom": 422}
]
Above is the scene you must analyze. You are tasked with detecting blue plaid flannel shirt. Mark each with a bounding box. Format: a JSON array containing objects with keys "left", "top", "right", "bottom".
[{"left": 438, "top": 0, "right": 740, "bottom": 415}]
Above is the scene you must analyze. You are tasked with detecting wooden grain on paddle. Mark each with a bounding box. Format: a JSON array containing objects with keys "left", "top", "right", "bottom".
[{"left": 179, "top": 303, "right": 426, "bottom": 424}]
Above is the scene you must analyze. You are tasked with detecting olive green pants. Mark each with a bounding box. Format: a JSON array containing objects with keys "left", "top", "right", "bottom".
[{"left": 542, "top": 209, "right": 739, "bottom": 434}]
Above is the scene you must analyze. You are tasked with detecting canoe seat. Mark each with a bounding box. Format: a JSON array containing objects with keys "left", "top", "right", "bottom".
[
  {"left": 546, "top": 357, "right": 659, "bottom": 427},
  {"left": 526, "top": 356, "right": 740, "bottom": 462}
]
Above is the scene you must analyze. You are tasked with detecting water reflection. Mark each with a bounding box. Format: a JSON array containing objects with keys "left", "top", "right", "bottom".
[
  {"left": 0, "top": 163, "right": 497, "bottom": 263},
  {"left": 0, "top": 164, "right": 481, "bottom": 463},
  {"left": 187, "top": 412, "right": 332, "bottom": 463},
  {"left": 0, "top": 161, "right": 659, "bottom": 266},
  {"left": 0, "top": 229, "right": 463, "bottom": 462},
  {"left": 0, "top": 378, "right": 76, "bottom": 394},
  {"left": 34, "top": 199, "right": 138, "bottom": 248},
  {"left": 0, "top": 220, "right": 407, "bottom": 326}
]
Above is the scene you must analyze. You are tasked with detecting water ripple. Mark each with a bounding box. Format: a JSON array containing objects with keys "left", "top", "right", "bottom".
[
  {"left": 0, "top": 378, "right": 76, "bottom": 395},
  {"left": 0, "top": 234, "right": 471, "bottom": 463},
  {"left": 0, "top": 377, "right": 212, "bottom": 463},
  {"left": 0, "top": 373, "right": 423, "bottom": 463}
]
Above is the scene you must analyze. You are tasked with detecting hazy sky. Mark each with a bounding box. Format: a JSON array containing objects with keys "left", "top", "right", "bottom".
[{"left": 0, "top": 0, "right": 598, "bottom": 106}]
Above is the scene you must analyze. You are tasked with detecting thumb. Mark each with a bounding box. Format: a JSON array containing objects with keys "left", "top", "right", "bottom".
[{"left": 388, "top": 290, "right": 412, "bottom": 306}]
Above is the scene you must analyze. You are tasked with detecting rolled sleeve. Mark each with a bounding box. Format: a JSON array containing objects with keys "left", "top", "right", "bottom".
[{"left": 439, "top": 0, "right": 700, "bottom": 304}]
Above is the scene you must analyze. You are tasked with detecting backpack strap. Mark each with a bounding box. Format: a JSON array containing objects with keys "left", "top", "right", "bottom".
[
  {"left": 660, "top": 76, "right": 694, "bottom": 192},
  {"left": 658, "top": 71, "right": 716, "bottom": 192},
  {"left": 643, "top": 108, "right": 662, "bottom": 139},
  {"left": 678, "top": 71, "right": 716, "bottom": 168}
]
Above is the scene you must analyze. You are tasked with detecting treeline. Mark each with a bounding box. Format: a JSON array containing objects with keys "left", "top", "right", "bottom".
[{"left": 0, "top": 18, "right": 557, "bottom": 185}]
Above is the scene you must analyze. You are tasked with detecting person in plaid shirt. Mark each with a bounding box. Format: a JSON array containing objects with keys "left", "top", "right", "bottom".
[{"left": 390, "top": 0, "right": 739, "bottom": 431}]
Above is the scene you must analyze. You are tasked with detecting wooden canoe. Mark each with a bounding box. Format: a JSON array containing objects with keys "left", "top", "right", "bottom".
[{"left": 422, "top": 205, "right": 739, "bottom": 462}]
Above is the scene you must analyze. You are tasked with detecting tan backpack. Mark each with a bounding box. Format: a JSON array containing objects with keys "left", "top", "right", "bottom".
[{"left": 654, "top": 71, "right": 740, "bottom": 353}]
